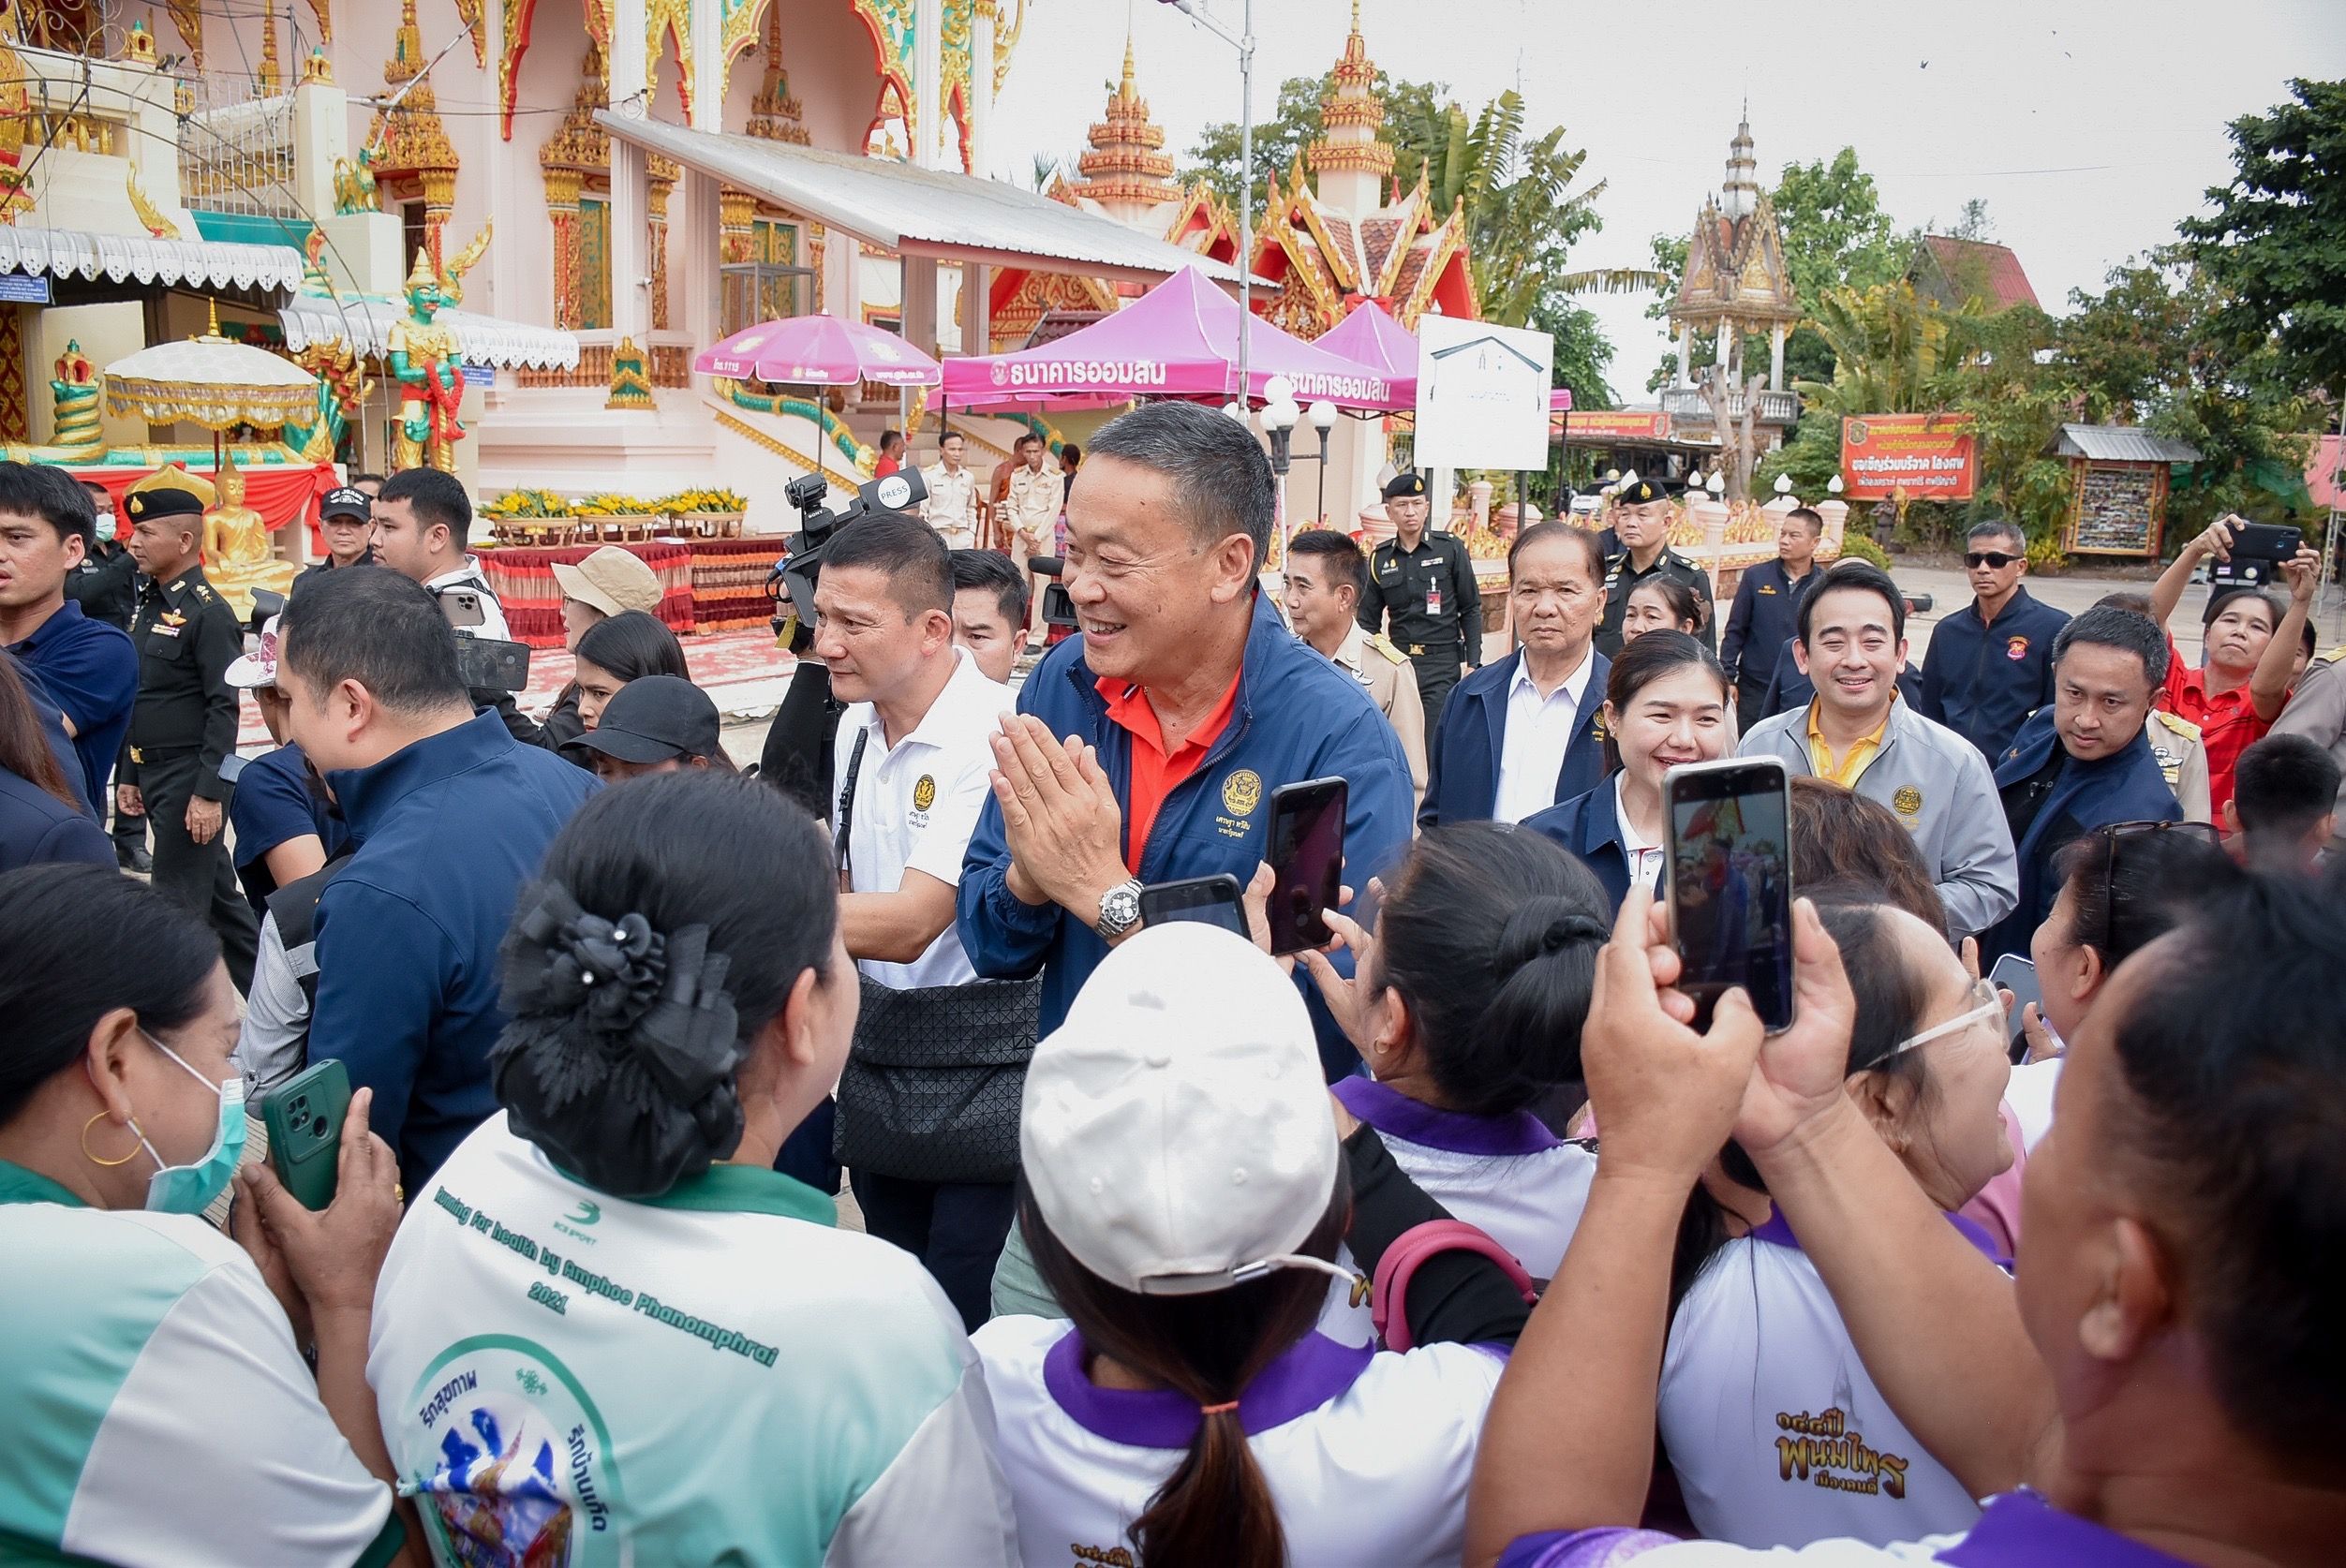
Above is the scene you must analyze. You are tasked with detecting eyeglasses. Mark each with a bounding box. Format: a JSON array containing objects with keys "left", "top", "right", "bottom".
[
  {"left": 1965, "top": 551, "right": 2020, "bottom": 570},
  {"left": 1886, "top": 977, "right": 2002, "bottom": 1061},
  {"left": 2090, "top": 820, "right": 2223, "bottom": 954}
]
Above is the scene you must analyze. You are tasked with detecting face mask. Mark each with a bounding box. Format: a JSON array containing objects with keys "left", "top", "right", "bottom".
[
  {"left": 131, "top": 1031, "right": 248, "bottom": 1215},
  {"left": 94, "top": 511, "right": 115, "bottom": 543}
]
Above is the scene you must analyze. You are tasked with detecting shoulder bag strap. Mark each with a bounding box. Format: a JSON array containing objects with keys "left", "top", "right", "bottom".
[{"left": 834, "top": 724, "right": 871, "bottom": 887}]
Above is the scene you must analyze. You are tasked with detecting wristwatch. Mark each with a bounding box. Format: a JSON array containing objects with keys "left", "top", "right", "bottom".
[{"left": 1094, "top": 878, "right": 1145, "bottom": 941}]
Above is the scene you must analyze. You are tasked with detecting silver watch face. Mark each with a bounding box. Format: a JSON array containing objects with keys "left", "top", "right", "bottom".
[{"left": 1100, "top": 882, "right": 1142, "bottom": 932}]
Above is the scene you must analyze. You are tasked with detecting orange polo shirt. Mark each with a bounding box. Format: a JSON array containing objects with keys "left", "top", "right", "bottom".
[{"left": 1097, "top": 670, "right": 1241, "bottom": 874}]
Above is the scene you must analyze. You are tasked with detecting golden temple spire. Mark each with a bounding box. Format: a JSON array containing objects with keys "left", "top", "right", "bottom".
[
  {"left": 1120, "top": 33, "right": 1136, "bottom": 98},
  {"left": 746, "top": 0, "right": 810, "bottom": 144},
  {"left": 1071, "top": 31, "right": 1177, "bottom": 217},
  {"left": 1310, "top": 0, "right": 1393, "bottom": 185},
  {"left": 258, "top": 5, "right": 281, "bottom": 96}
]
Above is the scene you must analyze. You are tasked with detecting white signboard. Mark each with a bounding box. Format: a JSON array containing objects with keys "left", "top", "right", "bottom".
[{"left": 1412, "top": 316, "right": 1553, "bottom": 471}]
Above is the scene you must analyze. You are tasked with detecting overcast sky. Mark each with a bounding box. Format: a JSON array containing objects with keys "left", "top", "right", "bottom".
[{"left": 989, "top": 0, "right": 2346, "bottom": 403}]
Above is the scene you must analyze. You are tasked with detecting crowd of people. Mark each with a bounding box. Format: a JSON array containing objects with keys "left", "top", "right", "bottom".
[{"left": 0, "top": 405, "right": 2341, "bottom": 1568}]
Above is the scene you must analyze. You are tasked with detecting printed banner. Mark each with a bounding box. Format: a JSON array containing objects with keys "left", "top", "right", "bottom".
[
  {"left": 1557, "top": 408, "right": 1671, "bottom": 443},
  {"left": 1840, "top": 414, "right": 1977, "bottom": 501}
]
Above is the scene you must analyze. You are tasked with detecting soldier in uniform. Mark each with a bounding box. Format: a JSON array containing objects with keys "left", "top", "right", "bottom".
[
  {"left": 1357, "top": 471, "right": 1481, "bottom": 732},
  {"left": 118, "top": 467, "right": 259, "bottom": 991},
  {"left": 1284, "top": 528, "right": 1427, "bottom": 809},
  {"left": 1597, "top": 476, "right": 1715, "bottom": 659},
  {"left": 2270, "top": 642, "right": 2346, "bottom": 852}
]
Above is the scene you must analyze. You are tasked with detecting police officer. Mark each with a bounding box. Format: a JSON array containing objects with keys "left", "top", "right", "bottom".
[
  {"left": 1597, "top": 475, "right": 1714, "bottom": 659},
  {"left": 68, "top": 480, "right": 148, "bottom": 869},
  {"left": 1357, "top": 471, "right": 1481, "bottom": 730},
  {"left": 118, "top": 468, "right": 259, "bottom": 991}
]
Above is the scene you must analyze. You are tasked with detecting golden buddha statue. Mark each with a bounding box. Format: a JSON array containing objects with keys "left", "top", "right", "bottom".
[{"left": 201, "top": 453, "right": 297, "bottom": 619}]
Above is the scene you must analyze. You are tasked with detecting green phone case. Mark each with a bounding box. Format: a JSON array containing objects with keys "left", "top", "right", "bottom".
[{"left": 262, "top": 1058, "right": 349, "bottom": 1211}]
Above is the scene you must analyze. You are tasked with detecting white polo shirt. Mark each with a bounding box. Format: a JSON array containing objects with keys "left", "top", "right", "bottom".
[
  {"left": 973, "top": 1315, "right": 1505, "bottom": 1568},
  {"left": 1617, "top": 774, "right": 1668, "bottom": 894},
  {"left": 832, "top": 646, "right": 1010, "bottom": 989},
  {"left": 1658, "top": 1210, "right": 1997, "bottom": 1549},
  {"left": 1493, "top": 647, "right": 1596, "bottom": 823}
]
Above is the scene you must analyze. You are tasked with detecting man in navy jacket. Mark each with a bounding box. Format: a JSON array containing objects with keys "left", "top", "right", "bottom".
[
  {"left": 1921, "top": 518, "right": 2070, "bottom": 762},
  {"left": 277, "top": 568, "right": 597, "bottom": 1191},
  {"left": 1419, "top": 523, "right": 1611, "bottom": 830},
  {"left": 1981, "top": 604, "right": 2181, "bottom": 963},
  {"left": 0, "top": 461, "right": 134, "bottom": 815},
  {"left": 1718, "top": 506, "right": 1821, "bottom": 730},
  {"left": 958, "top": 404, "right": 1412, "bottom": 1068}
]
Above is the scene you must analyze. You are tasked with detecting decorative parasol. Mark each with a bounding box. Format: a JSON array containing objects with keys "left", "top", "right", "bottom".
[
  {"left": 103, "top": 300, "right": 319, "bottom": 432},
  {"left": 694, "top": 314, "right": 942, "bottom": 388}
]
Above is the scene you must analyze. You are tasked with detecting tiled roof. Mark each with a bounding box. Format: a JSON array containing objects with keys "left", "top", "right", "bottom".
[{"left": 1919, "top": 235, "right": 2041, "bottom": 312}]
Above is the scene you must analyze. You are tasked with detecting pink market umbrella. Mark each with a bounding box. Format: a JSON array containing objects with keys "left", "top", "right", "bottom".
[
  {"left": 694, "top": 314, "right": 942, "bottom": 387},
  {"left": 943, "top": 266, "right": 1397, "bottom": 411},
  {"left": 1315, "top": 301, "right": 1421, "bottom": 407}
]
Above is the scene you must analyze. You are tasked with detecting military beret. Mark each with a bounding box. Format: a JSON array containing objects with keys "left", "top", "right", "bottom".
[
  {"left": 1613, "top": 476, "right": 1679, "bottom": 506},
  {"left": 1383, "top": 471, "right": 1429, "bottom": 500},
  {"left": 123, "top": 465, "right": 215, "bottom": 523}
]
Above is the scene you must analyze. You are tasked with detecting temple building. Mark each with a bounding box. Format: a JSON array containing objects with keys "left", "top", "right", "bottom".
[
  {"left": 1661, "top": 111, "right": 1800, "bottom": 442},
  {"left": 1250, "top": 3, "right": 1475, "bottom": 338}
]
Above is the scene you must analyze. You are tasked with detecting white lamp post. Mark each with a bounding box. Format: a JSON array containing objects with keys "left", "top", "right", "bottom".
[
  {"left": 1258, "top": 374, "right": 1302, "bottom": 562},
  {"left": 1774, "top": 472, "right": 1794, "bottom": 497},
  {"left": 1307, "top": 398, "right": 1338, "bottom": 527}
]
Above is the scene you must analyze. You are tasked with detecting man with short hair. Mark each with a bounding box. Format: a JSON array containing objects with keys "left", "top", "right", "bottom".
[
  {"left": 1420, "top": 522, "right": 1611, "bottom": 830},
  {"left": 921, "top": 431, "right": 980, "bottom": 549},
  {"left": 67, "top": 478, "right": 138, "bottom": 631},
  {"left": 1718, "top": 504, "right": 1819, "bottom": 729},
  {"left": 1740, "top": 559, "right": 2017, "bottom": 939},
  {"left": 1284, "top": 528, "right": 1426, "bottom": 810},
  {"left": 2228, "top": 732, "right": 2339, "bottom": 872},
  {"left": 1597, "top": 476, "right": 1714, "bottom": 658},
  {"left": 1980, "top": 604, "right": 2183, "bottom": 960},
  {"left": 820, "top": 513, "right": 1024, "bottom": 1328},
  {"left": 369, "top": 466, "right": 509, "bottom": 637},
  {"left": 297, "top": 486, "right": 378, "bottom": 584},
  {"left": 1358, "top": 471, "right": 1481, "bottom": 730},
  {"left": 949, "top": 547, "right": 1029, "bottom": 684},
  {"left": 277, "top": 567, "right": 597, "bottom": 1191},
  {"left": 958, "top": 400, "right": 1412, "bottom": 1063},
  {"left": 1920, "top": 517, "right": 2070, "bottom": 762},
  {"left": 0, "top": 461, "right": 134, "bottom": 816},
  {"left": 349, "top": 471, "right": 386, "bottom": 498},
  {"left": 1002, "top": 434, "right": 1059, "bottom": 645},
  {"left": 874, "top": 427, "right": 906, "bottom": 479}
]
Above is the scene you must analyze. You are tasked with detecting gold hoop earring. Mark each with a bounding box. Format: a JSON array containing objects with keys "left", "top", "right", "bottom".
[{"left": 82, "top": 1111, "right": 143, "bottom": 1167}]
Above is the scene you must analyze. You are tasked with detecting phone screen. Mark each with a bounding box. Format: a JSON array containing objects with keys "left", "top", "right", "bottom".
[
  {"left": 1138, "top": 875, "right": 1248, "bottom": 938},
  {"left": 1265, "top": 777, "right": 1347, "bottom": 955},
  {"left": 1987, "top": 954, "right": 2042, "bottom": 1057},
  {"left": 1666, "top": 761, "right": 1795, "bottom": 1031}
]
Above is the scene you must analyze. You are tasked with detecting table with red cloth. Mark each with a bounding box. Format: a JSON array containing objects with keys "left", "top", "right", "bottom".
[
  {"left": 687, "top": 536, "right": 787, "bottom": 634},
  {"left": 478, "top": 541, "right": 696, "bottom": 648}
]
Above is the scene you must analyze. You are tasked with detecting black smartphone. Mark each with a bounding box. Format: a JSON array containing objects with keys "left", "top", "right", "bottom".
[
  {"left": 1139, "top": 873, "right": 1248, "bottom": 937},
  {"left": 262, "top": 1058, "right": 350, "bottom": 1211},
  {"left": 1264, "top": 777, "right": 1348, "bottom": 955},
  {"left": 1664, "top": 758, "right": 1795, "bottom": 1032},
  {"left": 2209, "top": 522, "right": 2302, "bottom": 588},
  {"left": 1988, "top": 954, "right": 2042, "bottom": 1061},
  {"left": 453, "top": 634, "right": 532, "bottom": 691}
]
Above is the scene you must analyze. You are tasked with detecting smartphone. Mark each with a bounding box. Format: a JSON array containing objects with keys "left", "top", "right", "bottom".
[
  {"left": 1664, "top": 758, "right": 1795, "bottom": 1032},
  {"left": 1264, "top": 777, "right": 1348, "bottom": 955},
  {"left": 2209, "top": 522, "right": 2302, "bottom": 587},
  {"left": 438, "top": 587, "right": 489, "bottom": 629},
  {"left": 1987, "top": 954, "right": 2042, "bottom": 1060},
  {"left": 453, "top": 635, "right": 532, "bottom": 692},
  {"left": 1139, "top": 873, "right": 1248, "bottom": 938},
  {"left": 263, "top": 1058, "right": 350, "bottom": 1212}
]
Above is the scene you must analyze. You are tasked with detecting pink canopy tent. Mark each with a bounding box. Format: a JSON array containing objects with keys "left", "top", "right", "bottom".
[
  {"left": 1314, "top": 301, "right": 1421, "bottom": 408},
  {"left": 693, "top": 313, "right": 942, "bottom": 387},
  {"left": 942, "top": 266, "right": 1395, "bottom": 410}
]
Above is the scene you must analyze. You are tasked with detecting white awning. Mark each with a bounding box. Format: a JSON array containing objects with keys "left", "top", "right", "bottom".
[
  {"left": 596, "top": 111, "right": 1254, "bottom": 288},
  {"left": 0, "top": 225, "right": 306, "bottom": 294},
  {"left": 278, "top": 295, "right": 581, "bottom": 371}
]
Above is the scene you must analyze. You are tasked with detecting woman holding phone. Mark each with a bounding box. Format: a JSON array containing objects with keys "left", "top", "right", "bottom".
[
  {"left": 0, "top": 864, "right": 410, "bottom": 1566},
  {"left": 1522, "top": 631, "right": 1734, "bottom": 912}
]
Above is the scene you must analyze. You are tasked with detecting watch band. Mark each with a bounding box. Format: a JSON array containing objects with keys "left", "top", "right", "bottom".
[{"left": 1094, "top": 877, "right": 1145, "bottom": 940}]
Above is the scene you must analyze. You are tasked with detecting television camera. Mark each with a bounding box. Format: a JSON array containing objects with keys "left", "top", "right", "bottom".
[{"left": 765, "top": 466, "right": 929, "bottom": 644}]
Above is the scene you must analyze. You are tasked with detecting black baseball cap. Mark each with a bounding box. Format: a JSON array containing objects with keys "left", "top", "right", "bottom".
[
  {"left": 562, "top": 675, "right": 721, "bottom": 764},
  {"left": 320, "top": 486, "right": 373, "bottom": 522}
]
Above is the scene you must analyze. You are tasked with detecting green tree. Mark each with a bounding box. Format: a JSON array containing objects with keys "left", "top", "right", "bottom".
[
  {"left": 1183, "top": 69, "right": 1361, "bottom": 217},
  {"left": 2176, "top": 78, "right": 2346, "bottom": 405}
]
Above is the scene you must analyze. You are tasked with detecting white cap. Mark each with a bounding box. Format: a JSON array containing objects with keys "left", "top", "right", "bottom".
[
  {"left": 225, "top": 614, "right": 281, "bottom": 689},
  {"left": 1020, "top": 924, "right": 1350, "bottom": 1296}
]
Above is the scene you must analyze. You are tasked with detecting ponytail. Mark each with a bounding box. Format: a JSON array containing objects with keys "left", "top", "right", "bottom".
[
  {"left": 1023, "top": 1176, "right": 1351, "bottom": 1568},
  {"left": 1374, "top": 823, "right": 1611, "bottom": 1116}
]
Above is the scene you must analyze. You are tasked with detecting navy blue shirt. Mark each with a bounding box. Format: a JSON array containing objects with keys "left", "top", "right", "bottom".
[
  {"left": 0, "top": 763, "right": 111, "bottom": 872},
  {"left": 1522, "top": 777, "right": 1638, "bottom": 913},
  {"left": 313, "top": 709, "right": 600, "bottom": 1191},
  {"left": 1919, "top": 586, "right": 2070, "bottom": 763},
  {"left": 228, "top": 742, "right": 349, "bottom": 911},
  {"left": 1718, "top": 558, "right": 1817, "bottom": 693},
  {"left": 1419, "top": 648, "right": 1612, "bottom": 830},
  {"left": 1981, "top": 707, "right": 2179, "bottom": 962},
  {"left": 9, "top": 652, "right": 91, "bottom": 817},
  {"left": 6, "top": 599, "right": 136, "bottom": 813}
]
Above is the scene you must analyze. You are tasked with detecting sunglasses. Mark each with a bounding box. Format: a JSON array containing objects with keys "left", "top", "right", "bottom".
[
  {"left": 1965, "top": 551, "right": 2020, "bottom": 570},
  {"left": 2091, "top": 820, "right": 2222, "bottom": 954}
]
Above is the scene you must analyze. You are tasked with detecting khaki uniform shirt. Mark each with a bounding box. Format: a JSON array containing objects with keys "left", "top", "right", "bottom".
[
  {"left": 921, "top": 462, "right": 981, "bottom": 547},
  {"left": 1334, "top": 621, "right": 1428, "bottom": 812},
  {"left": 2270, "top": 650, "right": 2346, "bottom": 846},
  {"left": 1003, "top": 464, "right": 1061, "bottom": 551},
  {"left": 2143, "top": 708, "right": 2212, "bottom": 824}
]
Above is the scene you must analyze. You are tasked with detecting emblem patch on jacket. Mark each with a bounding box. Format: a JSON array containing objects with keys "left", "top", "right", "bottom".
[{"left": 2006, "top": 635, "right": 2029, "bottom": 661}]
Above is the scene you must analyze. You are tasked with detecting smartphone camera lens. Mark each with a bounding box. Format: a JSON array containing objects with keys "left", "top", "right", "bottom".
[{"left": 311, "top": 1115, "right": 329, "bottom": 1138}]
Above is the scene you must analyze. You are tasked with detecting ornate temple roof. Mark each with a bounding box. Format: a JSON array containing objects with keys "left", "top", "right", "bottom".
[
  {"left": 1668, "top": 114, "right": 1798, "bottom": 330},
  {"left": 1308, "top": 1, "right": 1394, "bottom": 182},
  {"left": 746, "top": 0, "right": 810, "bottom": 147},
  {"left": 1069, "top": 38, "right": 1180, "bottom": 211}
]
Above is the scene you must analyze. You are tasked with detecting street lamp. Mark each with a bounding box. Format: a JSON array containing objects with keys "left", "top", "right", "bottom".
[
  {"left": 1162, "top": 0, "right": 1255, "bottom": 397},
  {"left": 1307, "top": 398, "right": 1338, "bottom": 528},
  {"left": 1706, "top": 470, "right": 1726, "bottom": 498},
  {"left": 1827, "top": 474, "right": 1844, "bottom": 496},
  {"left": 1774, "top": 472, "right": 1794, "bottom": 498},
  {"left": 1258, "top": 374, "right": 1301, "bottom": 563},
  {"left": 1222, "top": 400, "right": 1249, "bottom": 423}
]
